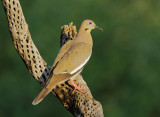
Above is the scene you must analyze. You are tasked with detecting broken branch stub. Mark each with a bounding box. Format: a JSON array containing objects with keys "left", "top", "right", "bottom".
[{"left": 1, "top": 0, "right": 104, "bottom": 116}]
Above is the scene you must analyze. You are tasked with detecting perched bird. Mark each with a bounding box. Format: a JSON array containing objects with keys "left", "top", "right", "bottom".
[{"left": 32, "top": 20, "right": 103, "bottom": 105}]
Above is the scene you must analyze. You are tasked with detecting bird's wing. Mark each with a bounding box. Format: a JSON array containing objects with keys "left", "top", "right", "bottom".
[
  {"left": 42, "top": 40, "right": 73, "bottom": 87},
  {"left": 52, "top": 40, "right": 73, "bottom": 67},
  {"left": 32, "top": 43, "right": 92, "bottom": 105},
  {"left": 53, "top": 42, "right": 92, "bottom": 74}
]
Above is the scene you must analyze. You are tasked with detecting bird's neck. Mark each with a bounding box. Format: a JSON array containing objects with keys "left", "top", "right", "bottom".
[{"left": 75, "top": 29, "right": 93, "bottom": 47}]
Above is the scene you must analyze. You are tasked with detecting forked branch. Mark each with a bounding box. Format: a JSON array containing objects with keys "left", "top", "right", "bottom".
[{"left": 1, "top": 0, "right": 103, "bottom": 116}]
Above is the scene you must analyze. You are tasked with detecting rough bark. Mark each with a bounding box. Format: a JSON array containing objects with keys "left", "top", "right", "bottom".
[{"left": 1, "top": 0, "right": 104, "bottom": 116}]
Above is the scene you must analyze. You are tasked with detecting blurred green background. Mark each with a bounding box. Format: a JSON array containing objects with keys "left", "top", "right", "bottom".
[{"left": 0, "top": 0, "right": 160, "bottom": 117}]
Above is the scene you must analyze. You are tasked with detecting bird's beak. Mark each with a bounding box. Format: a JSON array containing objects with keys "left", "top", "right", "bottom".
[{"left": 95, "top": 25, "right": 103, "bottom": 31}]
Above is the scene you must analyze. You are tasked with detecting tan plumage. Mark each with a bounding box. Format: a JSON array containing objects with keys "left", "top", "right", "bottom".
[
  {"left": 32, "top": 69, "right": 82, "bottom": 105},
  {"left": 32, "top": 20, "right": 103, "bottom": 105}
]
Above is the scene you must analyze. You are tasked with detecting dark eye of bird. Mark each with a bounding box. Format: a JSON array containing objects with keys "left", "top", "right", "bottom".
[{"left": 89, "top": 22, "right": 92, "bottom": 24}]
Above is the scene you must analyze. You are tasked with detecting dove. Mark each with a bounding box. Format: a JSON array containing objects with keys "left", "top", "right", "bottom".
[{"left": 32, "top": 20, "right": 103, "bottom": 105}]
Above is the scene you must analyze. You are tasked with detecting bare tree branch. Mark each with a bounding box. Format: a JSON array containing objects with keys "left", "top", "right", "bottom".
[{"left": 1, "top": 0, "right": 104, "bottom": 116}]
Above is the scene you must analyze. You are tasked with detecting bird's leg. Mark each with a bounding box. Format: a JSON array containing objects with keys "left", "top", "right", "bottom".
[{"left": 69, "top": 79, "right": 87, "bottom": 93}]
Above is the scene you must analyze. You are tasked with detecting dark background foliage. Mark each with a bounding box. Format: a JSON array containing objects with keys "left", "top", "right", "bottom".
[{"left": 0, "top": 0, "right": 160, "bottom": 117}]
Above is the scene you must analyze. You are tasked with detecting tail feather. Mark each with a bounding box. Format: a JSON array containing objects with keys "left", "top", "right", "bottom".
[
  {"left": 32, "top": 88, "right": 51, "bottom": 105},
  {"left": 32, "top": 69, "right": 82, "bottom": 105}
]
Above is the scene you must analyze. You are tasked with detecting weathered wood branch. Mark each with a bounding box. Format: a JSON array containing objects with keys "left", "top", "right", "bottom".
[{"left": 1, "top": 0, "right": 104, "bottom": 116}]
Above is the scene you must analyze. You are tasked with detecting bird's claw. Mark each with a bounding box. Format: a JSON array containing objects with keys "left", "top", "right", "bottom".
[{"left": 69, "top": 79, "right": 87, "bottom": 93}]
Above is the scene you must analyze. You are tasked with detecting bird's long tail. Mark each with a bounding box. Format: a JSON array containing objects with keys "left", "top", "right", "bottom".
[
  {"left": 32, "top": 69, "right": 82, "bottom": 105},
  {"left": 32, "top": 88, "right": 50, "bottom": 105}
]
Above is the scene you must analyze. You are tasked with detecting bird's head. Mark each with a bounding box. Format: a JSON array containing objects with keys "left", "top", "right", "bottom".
[{"left": 80, "top": 20, "right": 103, "bottom": 32}]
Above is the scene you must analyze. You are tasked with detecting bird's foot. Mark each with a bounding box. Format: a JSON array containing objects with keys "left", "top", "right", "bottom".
[{"left": 69, "top": 79, "right": 87, "bottom": 93}]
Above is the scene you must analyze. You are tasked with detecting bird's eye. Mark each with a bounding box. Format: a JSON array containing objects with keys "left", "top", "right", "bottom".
[{"left": 89, "top": 22, "right": 92, "bottom": 24}]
